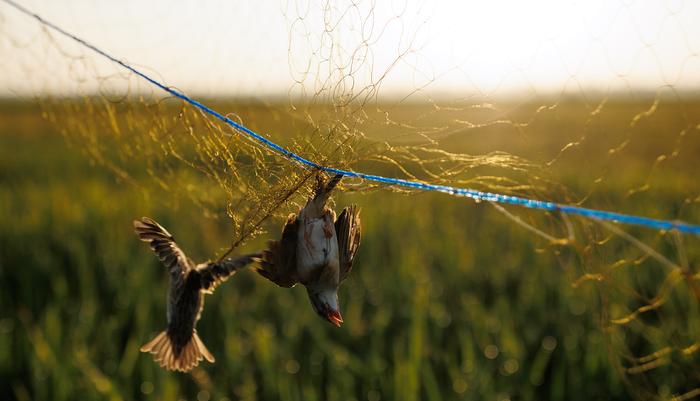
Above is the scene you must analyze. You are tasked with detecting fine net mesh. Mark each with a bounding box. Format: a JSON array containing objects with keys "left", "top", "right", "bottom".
[{"left": 1, "top": 0, "right": 699, "bottom": 399}]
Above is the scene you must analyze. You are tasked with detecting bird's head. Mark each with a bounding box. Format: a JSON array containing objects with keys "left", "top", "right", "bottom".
[{"left": 307, "top": 287, "right": 343, "bottom": 327}]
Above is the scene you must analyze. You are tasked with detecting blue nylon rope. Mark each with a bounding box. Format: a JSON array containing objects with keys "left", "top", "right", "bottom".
[{"left": 4, "top": 0, "right": 700, "bottom": 235}]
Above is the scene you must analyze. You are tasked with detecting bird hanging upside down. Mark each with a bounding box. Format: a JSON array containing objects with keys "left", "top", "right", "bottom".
[
  {"left": 255, "top": 173, "right": 362, "bottom": 326},
  {"left": 134, "top": 217, "right": 258, "bottom": 372}
]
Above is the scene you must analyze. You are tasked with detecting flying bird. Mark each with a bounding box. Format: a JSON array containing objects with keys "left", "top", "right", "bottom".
[
  {"left": 134, "top": 217, "right": 258, "bottom": 372},
  {"left": 256, "top": 174, "right": 361, "bottom": 327}
]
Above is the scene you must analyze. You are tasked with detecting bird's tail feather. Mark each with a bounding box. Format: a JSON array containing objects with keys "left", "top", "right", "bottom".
[
  {"left": 324, "top": 173, "right": 343, "bottom": 193},
  {"left": 311, "top": 173, "right": 343, "bottom": 208},
  {"left": 140, "top": 330, "right": 215, "bottom": 372}
]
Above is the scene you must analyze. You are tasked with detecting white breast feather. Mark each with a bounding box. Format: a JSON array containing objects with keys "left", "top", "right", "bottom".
[{"left": 297, "top": 215, "right": 339, "bottom": 282}]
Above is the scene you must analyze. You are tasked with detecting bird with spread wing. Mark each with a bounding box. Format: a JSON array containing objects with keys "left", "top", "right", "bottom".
[
  {"left": 134, "top": 217, "right": 259, "bottom": 372},
  {"left": 255, "top": 173, "right": 362, "bottom": 326}
]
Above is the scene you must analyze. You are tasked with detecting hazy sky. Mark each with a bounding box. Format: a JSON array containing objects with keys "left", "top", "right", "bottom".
[{"left": 1, "top": 0, "right": 699, "bottom": 98}]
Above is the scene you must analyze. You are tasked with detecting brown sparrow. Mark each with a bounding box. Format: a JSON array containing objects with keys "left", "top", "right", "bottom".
[
  {"left": 256, "top": 174, "right": 361, "bottom": 326},
  {"left": 134, "top": 217, "right": 258, "bottom": 372}
]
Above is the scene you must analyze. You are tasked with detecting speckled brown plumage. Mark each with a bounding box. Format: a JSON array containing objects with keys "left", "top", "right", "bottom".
[
  {"left": 134, "top": 217, "right": 258, "bottom": 372},
  {"left": 255, "top": 174, "right": 361, "bottom": 326}
]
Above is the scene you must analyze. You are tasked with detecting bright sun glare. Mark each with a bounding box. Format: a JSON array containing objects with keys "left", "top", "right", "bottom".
[{"left": 1, "top": 0, "right": 699, "bottom": 97}]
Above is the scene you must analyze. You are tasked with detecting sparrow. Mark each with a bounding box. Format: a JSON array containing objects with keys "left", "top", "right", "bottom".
[
  {"left": 134, "top": 217, "right": 258, "bottom": 372},
  {"left": 255, "top": 174, "right": 361, "bottom": 327}
]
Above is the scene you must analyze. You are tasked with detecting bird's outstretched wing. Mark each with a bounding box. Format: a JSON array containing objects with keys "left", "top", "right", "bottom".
[
  {"left": 133, "top": 217, "right": 193, "bottom": 275},
  {"left": 335, "top": 205, "right": 361, "bottom": 282},
  {"left": 198, "top": 253, "right": 260, "bottom": 294},
  {"left": 255, "top": 213, "right": 300, "bottom": 288}
]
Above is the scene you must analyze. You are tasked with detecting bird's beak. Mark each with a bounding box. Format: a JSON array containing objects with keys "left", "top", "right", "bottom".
[{"left": 326, "top": 308, "right": 343, "bottom": 327}]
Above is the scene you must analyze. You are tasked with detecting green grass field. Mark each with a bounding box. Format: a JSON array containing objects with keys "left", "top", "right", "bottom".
[{"left": 1, "top": 99, "right": 698, "bottom": 401}]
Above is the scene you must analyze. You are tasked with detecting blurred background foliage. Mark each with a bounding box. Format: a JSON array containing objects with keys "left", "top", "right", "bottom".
[
  {"left": 3, "top": 1, "right": 700, "bottom": 399},
  {"left": 1, "top": 99, "right": 699, "bottom": 401}
]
